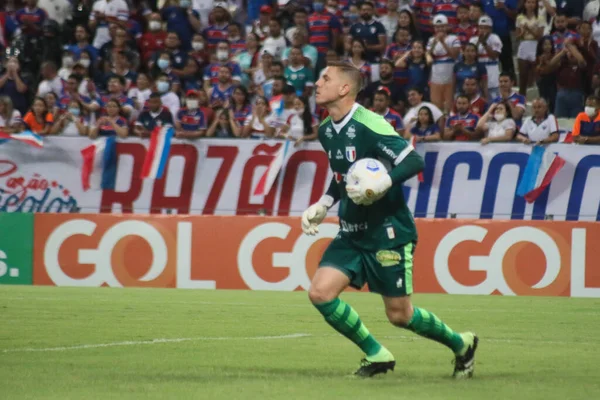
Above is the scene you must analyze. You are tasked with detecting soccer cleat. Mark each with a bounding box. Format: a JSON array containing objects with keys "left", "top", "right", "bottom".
[
  {"left": 354, "top": 358, "right": 396, "bottom": 378},
  {"left": 453, "top": 332, "right": 479, "bottom": 379}
]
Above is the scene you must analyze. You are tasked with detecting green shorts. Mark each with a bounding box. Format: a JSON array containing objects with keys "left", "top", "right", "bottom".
[{"left": 319, "top": 235, "right": 415, "bottom": 297}]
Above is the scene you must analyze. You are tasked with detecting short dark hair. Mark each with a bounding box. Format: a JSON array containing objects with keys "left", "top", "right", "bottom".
[
  {"left": 361, "top": 1, "right": 375, "bottom": 9},
  {"left": 499, "top": 72, "right": 515, "bottom": 82},
  {"left": 282, "top": 84, "right": 296, "bottom": 96},
  {"left": 149, "top": 92, "right": 162, "bottom": 100},
  {"left": 407, "top": 86, "right": 424, "bottom": 96},
  {"left": 456, "top": 94, "right": 470, "bottom": 103}
]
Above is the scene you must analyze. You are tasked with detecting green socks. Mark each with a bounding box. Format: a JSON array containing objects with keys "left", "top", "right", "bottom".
[
  {"left": 314, "top": 298, "right": 384, "bottom": 358},
  {"left": 406, "top": 307, "right": 465, "bottom": 354}
]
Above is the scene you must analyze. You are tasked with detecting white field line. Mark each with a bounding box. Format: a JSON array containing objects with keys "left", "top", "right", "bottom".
[
  {"left": 1, "top": 333, "right": 311, "bottom": 353},
  {"left": 2, "top": 333, "right": 596, "bottom": 354}
]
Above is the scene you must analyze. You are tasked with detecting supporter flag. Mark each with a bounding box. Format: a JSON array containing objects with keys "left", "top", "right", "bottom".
[
  {"left": 411, "top": 135, "right": 425, "bottom": 183},
  {"left": 253, "top": 139, "right": 293, "bottom": 196},
  {"left": 516, "top": 145, "right": 566, "bottom": 203},
  {"left": 141, "top": 125, "right": 174, "bottom": 179},
  {"left": 0, "top": 130, "right": 44, "bottom": 148},
  {"left": 80, "top": 137, "right": 118, "bottom": 191}
]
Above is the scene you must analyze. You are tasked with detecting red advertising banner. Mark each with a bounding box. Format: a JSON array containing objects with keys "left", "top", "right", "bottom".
[{"left": 33, "top": 214, "right": 600, "bottom": 297}]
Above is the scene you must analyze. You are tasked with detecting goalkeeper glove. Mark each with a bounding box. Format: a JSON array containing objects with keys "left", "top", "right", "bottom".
[
  {"left": 301, "top": 197, "right": 331, "bottom": 235},
  {"left": 346, "top": 174, "right": 392, "bottom": 206}
]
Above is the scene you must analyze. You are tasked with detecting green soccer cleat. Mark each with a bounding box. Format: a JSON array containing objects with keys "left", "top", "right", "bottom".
[
  {"left": 354, "top": 358, "right": 396, "bottom": 378},
  {"left": 453, "top": 332, "right": 479, "bottom": 379}
]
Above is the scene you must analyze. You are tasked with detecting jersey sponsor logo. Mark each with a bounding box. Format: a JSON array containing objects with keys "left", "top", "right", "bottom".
[
  {"left": 340, "top": 219, "right": 368, "bottom": 233},
  {"left": 376, "top": 250, "right": 402, "bottom": 267},
  {"left": 377, "top": 143, "right": 398, "bottom": 159},
  {"left": 396, "top": 278, "right": 403, "bottom": 288},
  {"left": 345, "top": 146, "right": 356, "bottom": 162},
  {"left": 336, "top": 149, "right": 343, "bottom": 160},
  {"left": 347, "top": 125, "right": 356, "bottom": 139},
  {"left": 325, "top": 126, "right": 333, "bottom": 139}
]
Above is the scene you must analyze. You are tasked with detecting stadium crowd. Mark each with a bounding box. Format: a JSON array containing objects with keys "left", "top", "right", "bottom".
[{"left": 0, "top": 0, "right": 599, "bottom": 145}]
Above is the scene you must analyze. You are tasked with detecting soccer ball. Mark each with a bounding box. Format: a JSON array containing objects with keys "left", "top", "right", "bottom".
[{"left": 347, "top": 158, "right": 387, "bottom": 200}]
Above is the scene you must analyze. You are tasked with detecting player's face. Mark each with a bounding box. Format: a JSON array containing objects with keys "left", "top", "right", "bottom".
[
  {"left": 315, "top": 67, "right": 349, "bottom": 106},
  {"left": 456, "top": 98, "right": 469, "bottom": 114},
  {"left": 373, "top": 94, "right": 387, "bottom": 112}
]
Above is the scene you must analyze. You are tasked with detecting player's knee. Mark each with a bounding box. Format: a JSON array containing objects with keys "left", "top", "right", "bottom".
[
  {"left": 385, "top": 306, "right": 413, "bottom": 327},
  {"left": 308, "top": 286, "right": 336, "bottom": 305}
]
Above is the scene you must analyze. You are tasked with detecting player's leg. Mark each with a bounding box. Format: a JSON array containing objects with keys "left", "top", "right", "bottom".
[
  {"left": 367, "top": 243, "right": 478, "bottom": 378},
  {"left": 309, "top": 237, "right": 394, "bottom": 377}
]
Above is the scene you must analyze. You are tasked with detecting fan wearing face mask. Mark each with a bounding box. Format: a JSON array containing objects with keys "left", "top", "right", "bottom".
[
  {"left": 202, "top": 41, "right": 242, "bottom": 92},
  {"left": 159, "top": 0, "right": 201, "bottom": 52},
  {"left": 139, "top": 13, "right": 167, "bottom": 64},
  {"left": 476, "top": 101, "right": 516, "bottom": 144},
  {"left": 175, "top": 89, "right": 208, "bottom": 139},
  {"left": 572, "top": 95, "right": 600, "bottom": 145}
]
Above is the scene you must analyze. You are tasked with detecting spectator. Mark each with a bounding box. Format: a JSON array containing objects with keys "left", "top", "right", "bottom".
[
  {"left": 469, "top": 3, "right": 484, "bottom": 26},
  {"left": 263, "top": 18, "right": 287, "bottom": 62},
  {"left": 363, "top": 59, "right": 406, "bottom": 113},
  {"left": 577, "top": 21, "right": 598, "bottom": 95},
  {"left": 242, "top": 95, "right": 270, "bottom": 139},
  {"left": 189, "top": 34, "right": 210, "bottom": 72},
  {"left": 179, "top": 57, "right": 201, "bottom": 91},
  {"left": 265, "top": 84, "right": 298, "bottom": 134},
  {"left": 156, "top": 31, "right": 188, "bottom": 78},
  {"left": 206, "top": 107, "right": 241, "bottom": 138},
  {"left": 60, "top": 74, "right": 98, "bottom": 114},
  {"left": 384, "top": 27, "right": 411, "bottom": 86},
  {"left": 444, "top": 94, "right": 480, "bottom": 141},
  {"left": 477, "top": 101, "right": 516, "bottom": 144},
  {"left": 202, "top": 1, "right": 230, "bottom": 52},
  {"left": 161, "top": 0, "right": 201, "bottom": 52},
  {"left": 89, "top": 0, "right": 129, "bottom": 50},
  {"left": 41, "top": 19, "right": 64, "bottom": 67},
  {"left": 470, "top": 15, "right": 502, "bottom": 100},
  {"left": 285, "top": 8, "right": 309, "bottom": 43},
  {"left": 548, "top": 41, "right": 587, "bottom": 118},
  {"left": 551, "top": 13, "right": 579, "bottom": 51},
  {"left": 99, "top": 75, "right": 134, "bottom": 118},
  {"left": 23, "top": 96, "right": 53, "bottom": 135},
  {"left": 280, "top": 96, "right": 319, "bottom": 146},
  {"left": 350, "top": 1, "right": 387, "bottom": 78},
  {"left": 398, "top": 9, "right": 420, "bottom": 41},
  {"left": 432, "top": 0, "right": 464, "bottom": 28},
  {"left": 379, "top": 0, "right": 400, "bottom": 43},
  {"left": 50, "top": 98, "right": 89, "bottom": 136},
  {"left": 452, "top": 42, "right": 488, "bottom": 99},
  {"left": 192, "top": 0, "right": 216, "bottom": 27},
  {"left": 227, "top": 22, "right": 245, "bottom": 56},
  {"left": 493, "top": 72, "right": 526, "bottom": 126},
  {"left": 536, "top": 36, "right": 557, "bottom": 112},
  {"left": 261, "top": 64, "right": 284, "bottom": 100},
  {"left": 395, "top": 40, "right": 432, "bottom": 100},
  {"left": 403, "top": 86, "right": 445, "bottom": 132},
  {"left": 98, "top": 26, "right": 133, "bottom": 76},
  {"left": 459, "top": 77, "right": 488, "bottom": 116},
  {"left": 345, "top": 39, "right": 371, "bottom": 92},
  {"left": 203, "top": 41, "right": 242, "bottom": 90},
  {"left": 175, "top": 89, "right": 208, "bottom": 138},
  {"left": 15, "top": 0, "right": 47, "bottom": 38},
  {"left": 73, "top": 53, "right": 98, "bottom": 97},
  {"left": 517, "top": 98, "right": 558, "bottom": 144},
  {"left": 128, "top": 73, "right": 153, "bottom": 112},
  {"left": 39, "top": 0, "right": 71, "bottom": 27},
  {"left": 308, "top": 0, "right": 342, "bottom": 74},
  {"left": 0, "top": 96, "right": 23, "bottom": 132},
  {"left": 282, "top": 29, "right": 319, "bottom": 71},
  {"left": 572, "top": 95, "right": 600, "bottom": 144},
  {"left": 234, "top": 32, "right": 260, "bottom": 88},
  {"left": 37, "top": 61, "right": 64, "bottom": 97},
  {"left": 208, "top": 65, "right": 235, "bottom": 108},
  {"left": 155, "top": 74, "right": 180, "bottom": 120},
  {"left": 231, "top": 85, "right": 252, "bottom": 126},
  {"left": 139, "top": 13, "right": 167, "bottom": 64},
  {"left": 539, "top": 0, "right": 557, "bottom": 35},
  {"left": 371, "top": 88, "right": 404, "bottom": 135},
  {"left": 481, "top": 0, "right": 517, "bottom": 75},
  {"left": 134, "top": 92, "right": 174, "bottom": 137},
  {"left": 89, "top": 98, "right": 128, "bottom": 138},
  {"left": 516, "top": 0, "right": 545, "bottom": 96},
  {"left": 196, "top": 88, "right": 214, "bottom": 124},
  {"left": 0, "top": 12, "right": 18, "bottom": 55},
  {"left": 413, "top": 0, "right": 435, "bottom": 43},
  {"left": 150, "top": 50, "right": 178, "bottom": 81},
  {"left": 454, "top": 4, "right": 477, "bottom": 47},
  {"left": 68, "top": 25, "right": 99, "bottom": 63},
  {"left": 45, "top": 91, "right": 61, "bottom": 121},
  {"left": 107, "top": 50, "right": 137, "bottom": 90},
  {"left": 251, "top": 5, "right": 272, "bottom": 43},
  {"left": 409, "top": 106, "right": 442, "bottom": 142},
  {"left": 285, "top": 47, "right": 315, "bottom": 99},
  {"left": 58, "top": 50, "right": 76, "bottom": 81},
  {"left": 0, "top": 56, "right": 30, "bottom": 115},
  {"left": 556, "top": 0, "right": 584, "bottom": 29},
  {"left": 427, "top": 14, "right": 460, "bottom": 113}
]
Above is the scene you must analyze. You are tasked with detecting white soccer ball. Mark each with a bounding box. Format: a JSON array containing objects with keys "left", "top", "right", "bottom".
[{"left": 347, "top": 158, "right": 388, "bottom": 200}]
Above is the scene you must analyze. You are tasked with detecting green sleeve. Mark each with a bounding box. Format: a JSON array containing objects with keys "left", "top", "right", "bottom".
[{"left": 320, "top": 178, "right": 340, "bottom": 208}]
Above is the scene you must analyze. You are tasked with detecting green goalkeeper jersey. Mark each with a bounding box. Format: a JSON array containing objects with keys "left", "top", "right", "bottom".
[{"left": 319, "top": 103, "right": 418, "bottom": 251}]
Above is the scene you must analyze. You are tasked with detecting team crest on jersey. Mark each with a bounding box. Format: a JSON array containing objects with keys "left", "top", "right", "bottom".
[
  {"left": 345, "top": 146, "right": 356, "bottom": 162},
  {"left": 347, "top": 125, "right": 356, "bottom": 139},
  {"left": 325, "top": 126, "right": 333, "bottom": 139}
]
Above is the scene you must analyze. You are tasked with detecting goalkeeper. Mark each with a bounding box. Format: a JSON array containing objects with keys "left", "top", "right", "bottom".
[{"left": 302, "top": 61, "right": 478, "bottom": 378}]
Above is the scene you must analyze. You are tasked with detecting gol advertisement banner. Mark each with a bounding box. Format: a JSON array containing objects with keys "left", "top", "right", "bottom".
[{"left": 32, "top": 214, "right": 600, "bottom": 297}]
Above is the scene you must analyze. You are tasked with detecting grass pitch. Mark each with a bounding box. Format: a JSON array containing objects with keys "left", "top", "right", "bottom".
[{"left": 1, "top": 286, "right": 599, "bottom": 400}]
